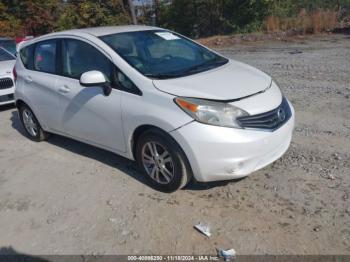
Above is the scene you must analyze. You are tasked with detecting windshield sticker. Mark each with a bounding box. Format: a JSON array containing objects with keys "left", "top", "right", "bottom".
[{"left": 155, "top": 32, "right": 180, "bottom": 40}]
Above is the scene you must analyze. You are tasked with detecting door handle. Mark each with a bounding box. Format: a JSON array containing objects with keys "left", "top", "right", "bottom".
[
  {"left": 25, "top": 76, "right": 33, "bottom": 83},
  {"left": 58, "top": 86, "right": 70, "bottom": 93}
]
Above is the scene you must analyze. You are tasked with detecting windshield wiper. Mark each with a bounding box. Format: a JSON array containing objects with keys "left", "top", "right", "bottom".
[
  {"left": 144, "top": 58, "right": 228, "bottom": 80},
  {"left": 186, "top": 59, "right": 228, "bottom": 74},
  {"left": 144, "top": 73, "right": 183, "bottom": 79}
]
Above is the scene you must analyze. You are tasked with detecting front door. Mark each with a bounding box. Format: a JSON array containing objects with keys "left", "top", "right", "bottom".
[{"left": 56, "top": 38, "right": 126, "bottom": 153}]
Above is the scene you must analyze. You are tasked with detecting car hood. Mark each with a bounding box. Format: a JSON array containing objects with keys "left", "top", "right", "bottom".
[
  {"left": 153, "top": 59, "right": 272, "bottom": 100},
  {"left": 0, "top": 60, "right": 15, "bottom": 78}
]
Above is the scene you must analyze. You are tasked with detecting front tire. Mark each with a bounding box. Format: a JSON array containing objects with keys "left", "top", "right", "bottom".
[
  {"left": 18, "top": 104, "right": 49, "bottom": 142},
  {"left": 136, "top": 129, "right": 192, "bottom": 192}
]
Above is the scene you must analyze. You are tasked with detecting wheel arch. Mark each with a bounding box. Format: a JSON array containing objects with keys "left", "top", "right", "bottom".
[
  {"left": 131, "top": 125, "right": 160, "bottom": 160},
  {"left": 15, "top": 99, "right": 27, "bottom": 109},
  {"left": 131, "top": 125, "right": 194, "bottom": 179},
  {"left": 15, "top": 99, "right": 47, "bottom": 132}
]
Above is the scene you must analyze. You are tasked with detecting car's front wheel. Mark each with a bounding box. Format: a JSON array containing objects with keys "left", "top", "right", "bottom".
[
  {"left": 18, "top": 104, "right": 49, "bottom": 142},
  {"left": 136, "top": 129, "right": 192, "bottom": 192}
]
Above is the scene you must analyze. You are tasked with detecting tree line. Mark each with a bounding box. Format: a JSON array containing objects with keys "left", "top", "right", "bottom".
[
  {"left": 0, "top": 0, "right": 132, "bottom": 37},
  {"left": 0, "top": 0, "right": 349, "bottom": 38}
]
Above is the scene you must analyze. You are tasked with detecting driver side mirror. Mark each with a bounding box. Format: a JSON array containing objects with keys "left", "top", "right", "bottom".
[{"left": 80, "top": 70, "right": 112, "bottom": 96}]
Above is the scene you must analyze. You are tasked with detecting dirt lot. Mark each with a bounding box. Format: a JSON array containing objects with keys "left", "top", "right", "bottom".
[{"left": 0, "top": 34, "right": 349, "bottom": 256}]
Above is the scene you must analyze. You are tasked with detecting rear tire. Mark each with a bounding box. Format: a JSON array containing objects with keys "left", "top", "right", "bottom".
[
  {"left": 18, "top": 104, "right": 49, "bottom": 142},
  {"left": 136, "top": 129, "right": 192, "bottom": 192}
]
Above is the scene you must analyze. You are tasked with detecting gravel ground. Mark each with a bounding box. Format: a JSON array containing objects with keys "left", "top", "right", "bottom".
[{"left": 0, "top": 34, "right": 349, "bottom": 256}]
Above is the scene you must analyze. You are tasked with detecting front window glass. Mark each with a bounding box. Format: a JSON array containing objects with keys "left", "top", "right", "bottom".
[
  {"left": 114, "top": 69, "right": 138, "bottom": 93},
  {"left": 34, "top": 40, "right": 57, "bottom": 74},
  {"left": 62, "top": 39, "right": 112, "bottom": 81},
  {"left": 0, "top": 48, "right": 15, "bottom": 61},
  {"left": 100, "top": 30, "right": 228, "bottom": 79}
]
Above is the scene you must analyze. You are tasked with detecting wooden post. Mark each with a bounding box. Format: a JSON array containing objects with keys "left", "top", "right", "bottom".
[
  {"left": 128, "top": 0, "right": 138, "bottom": 25},
  {"left": 154, "top": 0, "right": 159, "bottom": 26}
]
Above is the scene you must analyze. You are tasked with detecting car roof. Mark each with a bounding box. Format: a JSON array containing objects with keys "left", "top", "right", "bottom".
[
  {"left": 57, "top": 25, "right": 161, "bottom": 37},
  {"left": 19, "top": 25, "right": 164, "bottom": 49},
  {"left": 0, "top": 37, "right": 13, "bottom": 41}
]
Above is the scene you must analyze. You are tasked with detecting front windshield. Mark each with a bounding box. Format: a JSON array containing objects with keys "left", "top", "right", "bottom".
[
  {"left": 100, "top": 30, "right": 228, "bottom": 79},
  {"left": 0, "top": 40, "right": 16, "bottom": 56},
  {"left": 0, "top": 48, "right": 15, "bottom": 61}
]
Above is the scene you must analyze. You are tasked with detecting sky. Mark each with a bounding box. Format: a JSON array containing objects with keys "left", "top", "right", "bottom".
[{"left": 133, "top": 0, "right": 154, "bottom": 7}]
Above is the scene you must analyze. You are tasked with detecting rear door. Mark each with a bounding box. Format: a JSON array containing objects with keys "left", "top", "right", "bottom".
[
  {"left": 55, "top": 38, "right": 126, "bottom": 153},
  {"left": 20, "top": 39, "right": 62, "bottom": 131}
]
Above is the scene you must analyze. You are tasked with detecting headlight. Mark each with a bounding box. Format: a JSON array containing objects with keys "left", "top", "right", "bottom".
[{"left": 174, "top": 97, "right": 249, "bottom": 128}]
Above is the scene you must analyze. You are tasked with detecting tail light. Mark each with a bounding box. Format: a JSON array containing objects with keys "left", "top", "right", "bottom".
[{"left": 13, "top": 67, "right": 17, "bottom": 82}]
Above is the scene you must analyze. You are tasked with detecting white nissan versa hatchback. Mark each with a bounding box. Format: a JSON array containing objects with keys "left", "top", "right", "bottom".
[{"left": 15, "top": 26, "right": 294, "bottom": 192}]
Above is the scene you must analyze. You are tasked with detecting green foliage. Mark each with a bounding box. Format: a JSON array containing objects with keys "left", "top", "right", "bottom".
[
  {"left": 56, "top": 0, "right": 131, "bottom": 30},
  {"left": 267, "top": 0, "right": 344, "bottom": 17},
  {"left": 0, "top": 0, "right": 131, "bottom": 36},
  {"left": 0, "top": 1, "right": 23, "bottom": 36},
  {"left": 0, "top": 0, "right": 349, "bottom": 38},
  {"left": 157, "top": 0, "right": 348, "bottom": 37},
  {"left": 157, "top": 0, "right": 271, "bottom": 37}
]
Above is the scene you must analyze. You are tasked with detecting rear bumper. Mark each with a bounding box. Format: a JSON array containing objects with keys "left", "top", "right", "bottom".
[
  {"left": 0, "top": 87, "right": 15, "bottom": 105},
  {"left": 171, "top": 102, "right": 295, "bottom": 182}
]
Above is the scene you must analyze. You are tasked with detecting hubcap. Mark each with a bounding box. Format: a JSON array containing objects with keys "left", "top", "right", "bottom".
[
  {"left": 141, "top": 142, "right": 174, "bottom": 184},
  {"left": 22, "top": 109, "right": 38, "bottom": 137}
]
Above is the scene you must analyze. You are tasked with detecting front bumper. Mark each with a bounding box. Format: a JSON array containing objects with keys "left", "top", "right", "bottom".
[
  {"left": 170, "top": 103, "right": 295, "bottom": 182},
  {"left": 0, "top": 87, "right": 15, "bottom": 106}
]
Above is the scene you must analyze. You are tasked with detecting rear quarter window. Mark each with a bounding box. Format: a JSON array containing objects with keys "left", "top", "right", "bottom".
[{"left": 20, "top": 45, "right": 34, "bottom": 70}]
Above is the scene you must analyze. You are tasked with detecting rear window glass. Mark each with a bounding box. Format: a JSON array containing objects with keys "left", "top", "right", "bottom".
[{"left": 34, "top": 40, "right": 57, "bottom": 74}]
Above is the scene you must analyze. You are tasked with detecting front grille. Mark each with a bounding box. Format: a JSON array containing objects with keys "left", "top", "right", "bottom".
[
  {"left": 237, "top": 97, "right": 292, "bottom": 131},
  {"left": 0, "top": 94, "right": 14, "bottom": 103},
  {"left": 0, "top": 77, "right": 14, "bottom": 89}
]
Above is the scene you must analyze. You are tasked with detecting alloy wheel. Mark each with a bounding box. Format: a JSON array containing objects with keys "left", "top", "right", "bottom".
[
  {"left": 22, "top": 109, "right": 38, "bottom": 137},
  {"left": 141, "top": 141, "right": 175, "bottom": 184}
]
